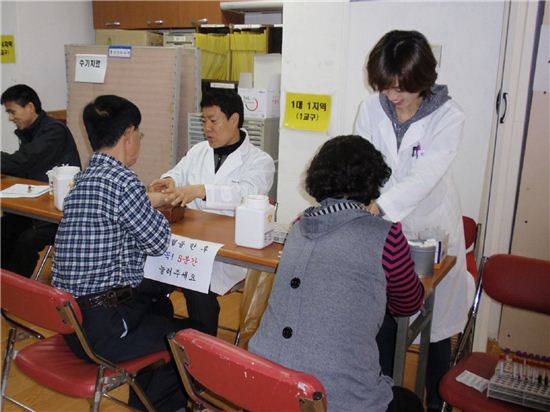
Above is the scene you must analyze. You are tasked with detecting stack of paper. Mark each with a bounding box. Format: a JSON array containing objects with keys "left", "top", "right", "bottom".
[{"left": 1, "top": 184, "right": 49, "bottom": 198}]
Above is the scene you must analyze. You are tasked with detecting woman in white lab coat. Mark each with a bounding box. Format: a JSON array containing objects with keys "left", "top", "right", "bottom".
[
  {"left": 150, "top": 89, "right": 275, "bottom": 337},
  {"left": 355, "top": 30, "right": 475, "bottom": 412}
]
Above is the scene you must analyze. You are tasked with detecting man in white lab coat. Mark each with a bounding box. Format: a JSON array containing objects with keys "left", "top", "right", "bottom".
[{"left": 150, "top": 89, "right": 275, "bottom": 336}]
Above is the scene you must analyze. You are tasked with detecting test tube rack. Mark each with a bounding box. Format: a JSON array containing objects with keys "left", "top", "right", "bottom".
[{"left": 487, "top": 359, "right": 550, "bottom": 411}]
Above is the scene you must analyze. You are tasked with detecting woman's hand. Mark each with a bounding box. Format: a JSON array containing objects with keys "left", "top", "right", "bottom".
[{"left": 367, "top": 201, "right": 381, "bottom": 216}]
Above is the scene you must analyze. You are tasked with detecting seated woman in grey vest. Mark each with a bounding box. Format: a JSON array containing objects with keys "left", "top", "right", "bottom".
[{"left": 249, "top": 135, "right": 424, "bottom": 412}]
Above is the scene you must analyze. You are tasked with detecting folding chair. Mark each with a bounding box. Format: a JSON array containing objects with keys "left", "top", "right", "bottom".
[
  {"left": 439, "top": 254, "right": 550, "bottom": 412},
  {"left": 168, "top": 329, "right": 327, "bottom": 412},
  {"left": 448, "top": 216, "right": 483, "bottom": 366},
  {"left": 0, "top": 269, "right": 171, "bottom": 412},
  {"left": 462, "top": 216, "right": 481, "bottom": 281}
]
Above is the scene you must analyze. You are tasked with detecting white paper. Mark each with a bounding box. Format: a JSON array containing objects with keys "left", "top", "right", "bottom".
[
  {"left": 144, "top": 234, "right": 223, "bottom": 293},
  {"left": 456, "top": 370, "right": 489, "bottom": 393},
  {"left": 75, "top": 54, "right": 107, "bottom": 83},
  {"left": 1, "top": 184, "right": 49, "bottom": 198}
]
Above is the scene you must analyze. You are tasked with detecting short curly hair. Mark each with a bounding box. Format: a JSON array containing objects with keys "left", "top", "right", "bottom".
[{"left": 305, "top": 135, "right": 391, "bottom": 204}]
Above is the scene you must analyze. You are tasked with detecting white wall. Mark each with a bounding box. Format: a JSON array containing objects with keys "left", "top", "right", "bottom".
[
  {"left": 277, "top": 0, "right": 506, "bottom": 224},
  {"left": 277, "top": 0, "right": 350, "bottom": 223},
  {"left": 1, "top": 1, "right": 94, "bottom": 153}
]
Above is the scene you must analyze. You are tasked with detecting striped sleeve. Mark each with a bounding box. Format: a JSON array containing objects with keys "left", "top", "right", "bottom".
[{"left": 382, "top": 222, "right": 424, "bottom": 316}]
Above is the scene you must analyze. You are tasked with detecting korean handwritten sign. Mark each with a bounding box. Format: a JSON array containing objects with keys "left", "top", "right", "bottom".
[
  {"left": 144, "top": 234, "right": 223, "bottom": 293},
  {"left": 1, "top": 35, "right": 16, "bottom": 63},
  {"left": 75, "top": 54, "right": 107, "bottom": 83},
  {"left": 283, "top": 92, "right": 331, "bottom": 132}
]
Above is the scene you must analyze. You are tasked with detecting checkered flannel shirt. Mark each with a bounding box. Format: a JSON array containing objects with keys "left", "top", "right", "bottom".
[{"left": 52, "top": 152, "right": 170, "bottom": 297}]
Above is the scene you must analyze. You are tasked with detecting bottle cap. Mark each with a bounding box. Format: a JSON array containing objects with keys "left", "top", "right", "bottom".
[{"left": 244, "top": 195, "right": 269, "bottom": 210}]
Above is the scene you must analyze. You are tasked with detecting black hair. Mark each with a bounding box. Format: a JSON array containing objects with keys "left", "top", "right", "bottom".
[
  {"left": 82, "top": 95, "right": 141, "bottom": 151},
  {"left": 305, "top": 135, "right": 391, "bottom": 204},
  {"left": 200, "top": 88, "right": 244, "bottom": 128},
  {"left": 367, "top": 30, "right": 437, "bottom": 98},
  {"left": 1, "top": 84, "right": 42, "bottom": 113}
]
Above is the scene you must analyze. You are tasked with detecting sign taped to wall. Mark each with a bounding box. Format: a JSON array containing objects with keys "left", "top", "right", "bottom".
[
  {"left": 1, "top": 35, "right": 16, "bottom": 63},
  {"left": 283, "top": 92, "right": 331, "bottom": 132}
]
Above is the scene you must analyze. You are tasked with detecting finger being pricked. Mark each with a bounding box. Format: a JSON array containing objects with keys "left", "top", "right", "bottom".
[
  {"left": 149, "top": 180, "right": 168, "bottom": 192},
  {"left": 150, "top": 178, "right": 175, "bottom": 193},
  {"left": 165, "top": 190, "right": 187, "bottom": 207}
]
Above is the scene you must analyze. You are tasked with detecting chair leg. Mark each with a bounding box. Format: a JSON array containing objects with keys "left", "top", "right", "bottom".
[
  {"left": 32, "top": 245, "right": 53, "bottom": 281},
  {"left": 1, "top": 328, "right": 17, "bottom": 411},
  {"left": 233, "top": 329, "right": 241, "bottom": 346},
  {"left": 91, "top": 366, "right": 105, "bottom": 412},
  {"left": 1, "top": 328, "right": 35, "bottom": 412}
]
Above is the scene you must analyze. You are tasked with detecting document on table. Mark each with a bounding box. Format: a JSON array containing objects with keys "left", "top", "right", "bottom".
[
  {"left": 1, "top": 184, "right": 49, "bottom": 198},
  {"left": 144, "top": 234, "right": 223, "bottom": 293}
]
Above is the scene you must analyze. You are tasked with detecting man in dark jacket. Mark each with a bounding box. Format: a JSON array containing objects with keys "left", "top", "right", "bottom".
[{"left": 1, "top": 84, "right": 81, "bottom": 277}]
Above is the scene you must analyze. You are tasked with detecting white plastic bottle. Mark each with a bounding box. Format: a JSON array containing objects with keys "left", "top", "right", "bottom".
[
  {"left": 52, "top": 166, "right": 80, "bottom": 211},
  {"left": 235, "top": 195, "right": 275, "bottom": 249}
]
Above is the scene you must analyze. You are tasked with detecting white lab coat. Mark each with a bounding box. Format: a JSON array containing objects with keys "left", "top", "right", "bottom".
[
  {"left": 162, "top": 130, "right": 275, "bottom": 294},
  {"left": 355, "top": 94, "right": 475, "bottom": 342}
]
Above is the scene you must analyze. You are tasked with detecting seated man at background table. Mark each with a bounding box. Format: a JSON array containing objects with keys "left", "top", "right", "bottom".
[
  {"left": 51, "top": 95, "right": 203, "bottom": 411},
  {"left": 1, "top": 84, "right": 81, "bottom": 278},
  {"left": 149, "top": 88, "right": 275, "bottom": 336}
]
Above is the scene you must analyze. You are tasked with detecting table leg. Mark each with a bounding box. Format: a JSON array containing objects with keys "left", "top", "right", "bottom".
[
  {"left": 392, "top": 291, "right": 435, "bottom": 397},
  {"left": 236, "top": 270, "right": 275, "bottom": 348},
  {"left": 415, "top": 292, "right": 435, "bottom": 397},
  {"left": 392, "top": 316, "right": 410, "bottom": 386}
]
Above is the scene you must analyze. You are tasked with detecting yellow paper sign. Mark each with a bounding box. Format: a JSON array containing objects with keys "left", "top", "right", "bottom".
[
  {"left": 1, "top": 35, "right": 16, "bottom": 63},
  {"left": 284, "top": 92, "right": 331, "bottom": 132}
]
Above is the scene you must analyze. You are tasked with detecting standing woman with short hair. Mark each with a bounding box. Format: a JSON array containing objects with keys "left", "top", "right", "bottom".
[{"left": 355, "top": 30, "right": 475, "bottom": 412}]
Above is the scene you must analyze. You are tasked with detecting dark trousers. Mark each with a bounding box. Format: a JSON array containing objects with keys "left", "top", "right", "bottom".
[
  {"left": 182, "top": 288, "right": 220, "bottom": 336},
  {"left": 1, "top": 213, "right": 57, "bottom": 278},
  {"left": 376, "top": 312, "right": 451, "bottom": 410},
  {"left": 64, "top": 279, "right": 206, "bottom": 412},
  {"left": 387, "top": 386, "right": 425, "bottom": 412}
]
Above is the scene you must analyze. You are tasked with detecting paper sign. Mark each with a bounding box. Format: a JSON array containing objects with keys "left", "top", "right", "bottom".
[
  {"left": 283, "top": 92, "right": 331, "bottom": 132},
  {"left": 144, "top": 234, "right": 223, "bottom": 293},
  {"left": 1, "top": 35, "right": 16, "bottom": 63},
  {"left": 75, "top": 54, "right": 107, "bottom": 83}
]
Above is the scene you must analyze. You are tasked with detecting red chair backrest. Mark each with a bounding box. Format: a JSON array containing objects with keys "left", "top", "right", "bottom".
[
  {"left": 483, "top": 254, "right": 550, "bottom": 315},
  {"left": 463, "top": 216, "right": 478, "bottom": 250},
  {"left": 0, "top": 269, "right": 81, "bottom": 334},
  {"left": 175, "top": 329, "right": 327, "bottom": 411}
]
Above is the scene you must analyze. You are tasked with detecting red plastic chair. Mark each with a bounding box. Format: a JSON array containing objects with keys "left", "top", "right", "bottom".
[
  {"left": 463, "top": 216, "right": 480, "bottom": 281},
  {"left": 0, "top": 269, "right": 171, "bottom": 412},
  {"left": 439, "top": 254, "right": 550, "bottom": 412},
  {"left": 168, "top": 329, "right": 327, "bottom": 412}
]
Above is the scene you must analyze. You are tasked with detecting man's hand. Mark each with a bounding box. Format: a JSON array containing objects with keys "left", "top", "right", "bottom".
[
  {"left": 149, "top": 177, "right": 175, "bottom": 193},
  {"left": 148, "top": 191, "right": 168, "bottom": 208},
  {"left": 164, "top": 184, "right": 206, "bottom": 207}
]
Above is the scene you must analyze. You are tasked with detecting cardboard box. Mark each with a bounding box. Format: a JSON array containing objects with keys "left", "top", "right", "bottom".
[
  {"left": 238, "top": 88, "right": 280, "bottom": 119},
  {"left": 95, "top": 30, "right": 163, "bottom": 47}
]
